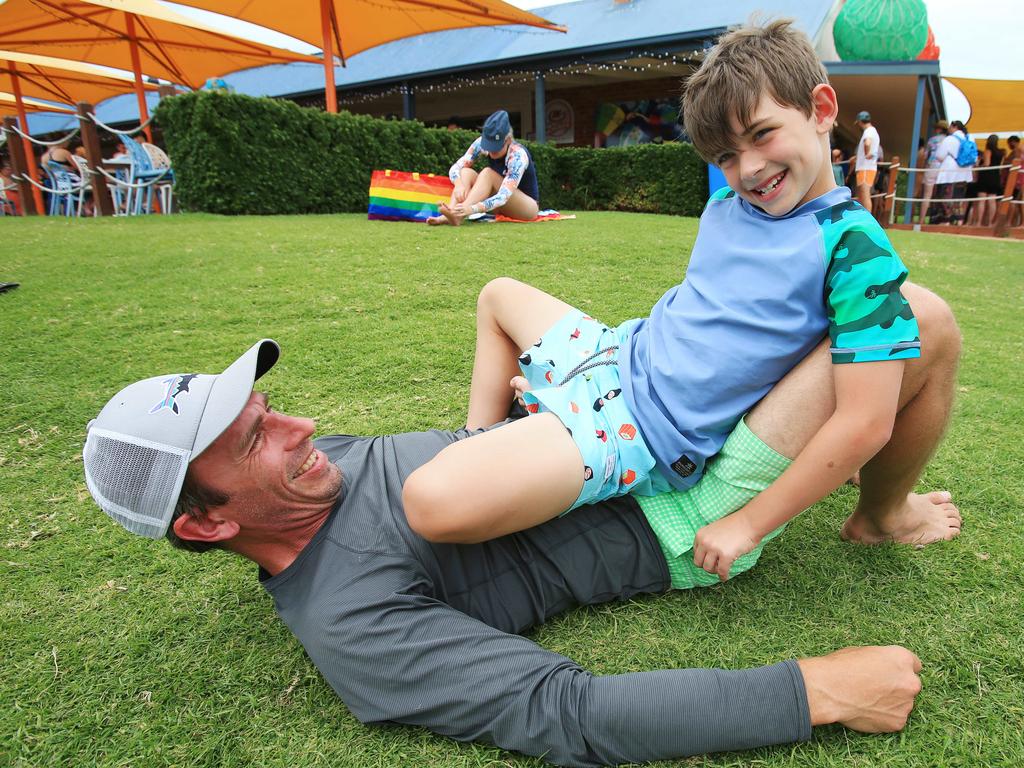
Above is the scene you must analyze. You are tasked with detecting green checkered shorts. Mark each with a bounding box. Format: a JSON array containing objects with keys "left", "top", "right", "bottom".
[{"left": 635, "top": 418, "right": 792, "bottom": 589}]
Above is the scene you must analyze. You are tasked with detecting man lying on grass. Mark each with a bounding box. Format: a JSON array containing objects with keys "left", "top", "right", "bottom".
[{"left": 82, "top": 281, "right": 960, "bottom": 767}]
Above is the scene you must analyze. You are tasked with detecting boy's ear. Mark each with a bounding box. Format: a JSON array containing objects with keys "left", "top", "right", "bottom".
[
  {"left": 811, "top": 84, "right": 839, "bottom": 133},
  {"left": 173, "top": 507, "right": 240, "bottom": 543}
]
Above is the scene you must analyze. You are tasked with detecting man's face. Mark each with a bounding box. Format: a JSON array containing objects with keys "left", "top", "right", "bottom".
[
  {"left": 188, "top": 391, "right": 342, "bottom": 529},
  {"left": 718, "top": 89, "right": 836, "bottom": 217}
]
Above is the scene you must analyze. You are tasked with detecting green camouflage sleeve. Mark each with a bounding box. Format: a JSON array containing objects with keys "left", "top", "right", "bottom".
[
  {"left": 704, "top": 185, "right": 735, "bottom": 211},
  {"left": 819, "top": 202, "right": 921, "bottom": 364}
]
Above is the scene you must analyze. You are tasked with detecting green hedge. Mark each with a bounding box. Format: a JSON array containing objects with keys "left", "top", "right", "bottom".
[{"left": 155, "top": 91, "right": 708, "bottom": 217}]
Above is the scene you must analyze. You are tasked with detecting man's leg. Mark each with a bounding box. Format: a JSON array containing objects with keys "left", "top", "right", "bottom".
[
  {"left": 745, "top": 282, "right": 961, "bottom": 544},
  {"left": 856, "top": 171, "right": 873, "bottom": 213}
]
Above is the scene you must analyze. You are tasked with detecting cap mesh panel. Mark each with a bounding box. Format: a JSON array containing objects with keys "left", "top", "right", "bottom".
[{"left": 83, "top": 428, "right": 190, "bottom": 538}]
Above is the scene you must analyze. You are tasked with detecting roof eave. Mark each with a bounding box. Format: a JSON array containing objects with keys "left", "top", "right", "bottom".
[
  {"left": 286, "top": 27, "right": 726, "bottom": 99},
  {"left": 824, "top": 60, "right": 941, "bottom": 77}
]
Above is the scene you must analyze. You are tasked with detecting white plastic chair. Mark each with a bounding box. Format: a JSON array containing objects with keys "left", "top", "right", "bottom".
[
  {"left": 0, "top": 181, "right": 16, "bottom": 216},
  {"left": 142, "top": 142, "right": 175, "bottom": 214},
  {"left": 71, "top": 155, "right": 96, "bottom": 217}
]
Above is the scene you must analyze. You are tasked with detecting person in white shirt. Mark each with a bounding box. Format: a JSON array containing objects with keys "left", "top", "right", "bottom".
[
  {"left": 854, "top": 110, "right": 880, "bottom": 213},
  {"left": 932, "top": 120, "right": 974, "bottom": 225}
]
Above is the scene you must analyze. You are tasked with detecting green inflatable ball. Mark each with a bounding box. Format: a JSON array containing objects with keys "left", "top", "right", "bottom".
[{"left": 833, "top": 0, "right": 929, "bottom": 61}]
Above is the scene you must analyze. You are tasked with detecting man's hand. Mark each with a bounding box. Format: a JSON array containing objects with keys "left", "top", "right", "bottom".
[
  {"left": 692, "top": 510, "right": 760, "bottom": 581},
  {"left": 799, "top": 646, "right": 923, "bottom": 732},
  {"left": 453, "top": 183, "right": 468, "bottom": 203}
]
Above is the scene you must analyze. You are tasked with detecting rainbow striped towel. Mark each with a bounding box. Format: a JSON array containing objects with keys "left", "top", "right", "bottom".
[{"left": 367, "top": 169, "right": 453, "bottom": 222}]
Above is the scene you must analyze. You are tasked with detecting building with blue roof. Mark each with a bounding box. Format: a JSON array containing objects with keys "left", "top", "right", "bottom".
[{"left": 15, "top": 0, "right": 945, "bottom": 197}]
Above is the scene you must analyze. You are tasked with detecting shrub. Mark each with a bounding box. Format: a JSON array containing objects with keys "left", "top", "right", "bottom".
[{"left": 155, "top": 92, "right": 708, "bottom": 216}]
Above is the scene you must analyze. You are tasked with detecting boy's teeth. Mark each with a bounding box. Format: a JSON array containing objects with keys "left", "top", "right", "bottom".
[{"left": 758, "top": 174, "right": 783, "bottom": 194}]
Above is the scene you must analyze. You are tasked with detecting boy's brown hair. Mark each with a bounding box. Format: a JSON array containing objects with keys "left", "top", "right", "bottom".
[{"left": 682, "top": 18, "right": 829, "bottom": 164}]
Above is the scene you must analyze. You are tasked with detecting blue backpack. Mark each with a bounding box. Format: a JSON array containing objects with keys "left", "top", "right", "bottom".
[{"left": 956, "top": 135, "right": 978, "bottom": 167}]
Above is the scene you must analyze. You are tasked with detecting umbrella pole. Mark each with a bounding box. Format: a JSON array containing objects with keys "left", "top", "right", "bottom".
[
  {"left": 124, "top": 13, "right": 154, "bottom": 143},
  {"left": 9, "top": 63, "right": 45, "bottom": 216},
  {"left": 320, "top": 0, "right": 338, "bottom": 113}
]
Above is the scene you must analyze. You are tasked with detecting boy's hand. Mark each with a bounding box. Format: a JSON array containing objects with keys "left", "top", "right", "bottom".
[
  {"left": 453, "top": 183, "right": 467, "bottom": 203},
  {"left": 693, "top": 511, "right": 761, "bottom": 581}
]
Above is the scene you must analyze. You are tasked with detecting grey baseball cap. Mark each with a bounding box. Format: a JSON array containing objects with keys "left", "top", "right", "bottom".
[{"left": 83, "top": 339, "right": 279, "bottom": 539}]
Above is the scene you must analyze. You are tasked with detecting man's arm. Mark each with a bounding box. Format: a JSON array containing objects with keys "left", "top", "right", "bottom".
[
  {"left": 692, "top": 360, "right": 903, "bottom": 580},
  {"left": 302, "top": 590, "right": 811, "bottom": 767}
]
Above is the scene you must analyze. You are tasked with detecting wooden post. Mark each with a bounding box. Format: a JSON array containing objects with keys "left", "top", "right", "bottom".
[
  {"left": 992, "top": 163, "right": 1019, "bottom": 238},
  {"left": 881, "top": 157, "right": 900, "bottom": 228},
  {"left": 4, "top": 116, "right": 37, "bottom": 215},
  {"left": 77, "top": 102, "right": 113, "bottom": 217}
]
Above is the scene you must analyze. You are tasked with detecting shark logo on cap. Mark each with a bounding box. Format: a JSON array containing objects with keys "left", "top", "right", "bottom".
[{"left": 149, "top": 374, "right": 199, "bottom": 415}]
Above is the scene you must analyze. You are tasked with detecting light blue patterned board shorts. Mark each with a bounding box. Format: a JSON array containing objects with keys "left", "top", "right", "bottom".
[{"left": 518, "top": 309, "right": 671, "bottom": 512}]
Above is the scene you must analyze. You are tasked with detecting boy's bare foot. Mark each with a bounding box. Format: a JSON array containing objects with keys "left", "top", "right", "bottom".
[
  {"left": 426, "top": 214, "right": 448, "bottom": 226},
  {"left": 439, "top": 203, "right": 461, "bottom": 227},
  {"left": 840, "top": 491, "right": 961, "bottom": 546},
  {"left": 846, "top": 470, "right": 861, "bottom": 487}
]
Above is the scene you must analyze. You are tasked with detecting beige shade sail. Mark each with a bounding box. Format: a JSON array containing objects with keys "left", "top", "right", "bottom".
[
  {"left": 0, "top": 91, "right": 76, "bottom": 116},
  {"left": 947, "top": 77, "right": 1024, "bottom": 135},
  {"left": 0, "top": 0, "right": 324, "bottom": 90},
  {"left": 169, "top": 0, "right": 565, "bottom": 111},
  {"left": 1, "top": 50, "right": 158, "bottom": 110}
]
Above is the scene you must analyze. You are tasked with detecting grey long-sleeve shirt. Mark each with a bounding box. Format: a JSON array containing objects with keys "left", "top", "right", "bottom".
[{"left": 261, "top": 427, "right": 811, "bottom": 766}]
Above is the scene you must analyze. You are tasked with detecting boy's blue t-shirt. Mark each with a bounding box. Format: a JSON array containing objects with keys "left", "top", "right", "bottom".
[{"left": 618, "top": 185, "right": 921, "bottom": 492}]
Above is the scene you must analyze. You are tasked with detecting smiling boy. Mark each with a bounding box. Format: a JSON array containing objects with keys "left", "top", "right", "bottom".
[{"left": 403, "top": 19, "right": 959, "bottom": 581}]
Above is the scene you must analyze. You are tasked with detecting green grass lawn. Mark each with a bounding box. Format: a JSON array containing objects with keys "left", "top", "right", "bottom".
[{"left": 2, "top": 212, "right": 1022, "bottom": 767}]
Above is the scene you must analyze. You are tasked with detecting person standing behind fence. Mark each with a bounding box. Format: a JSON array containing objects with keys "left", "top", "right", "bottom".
[
  {"left": 972, "top": 135, "right": 1004, "bottom": 227},
  {"left": 919, "top": 121, "right": 948, "bottom": 225},
  {"left": 933, "top": 121, "right": 974, "bottom": 225},
  {"left": 932, "top": 120, "right": 968, "bottom": 225},
  {"left": 1006, "top": 135, "right": 1023, "bottom": 228},
  {"left": 854, "top": 110, "right": 880, "bottom": 214}
]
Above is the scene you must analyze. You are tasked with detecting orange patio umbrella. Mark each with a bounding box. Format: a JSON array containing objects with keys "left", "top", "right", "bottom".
[
  {"left": 169, "top": 0, "right": 566, "bottom": 112},
  {"left": 0, "top": 0, "right": 324, "bottom": 134},
  {"left": 1, "top": 49, "right": 158, "bottom": 212},
  {"left": 0, "top": 92, "right": 76, "bottom": 116},
  {"left": 2, "top": 50, "right": 158, "bottom": 109}
]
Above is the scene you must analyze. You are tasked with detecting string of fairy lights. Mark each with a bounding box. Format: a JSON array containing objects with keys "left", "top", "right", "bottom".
[{"left": 300, "top": 49, "right": 703, "bottom": 109}]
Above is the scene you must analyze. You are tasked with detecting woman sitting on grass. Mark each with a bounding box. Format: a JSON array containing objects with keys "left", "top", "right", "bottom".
[{"left": 427, "top": 109, "right": 539, "bottom": 226}]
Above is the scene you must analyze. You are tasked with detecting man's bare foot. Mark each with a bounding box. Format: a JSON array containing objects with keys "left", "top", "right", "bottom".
[
  {"left": 841, "top": 491, "right": 961, "bottom": 546},
  {"left": 426, "top": 214, "right": 448, "bottom": 226},
  {"left": 439, "top": 203, "right": 461, "bottom": 227},
  {"left": 847, "top": 469, "right": 861, "bottom": 487}
]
